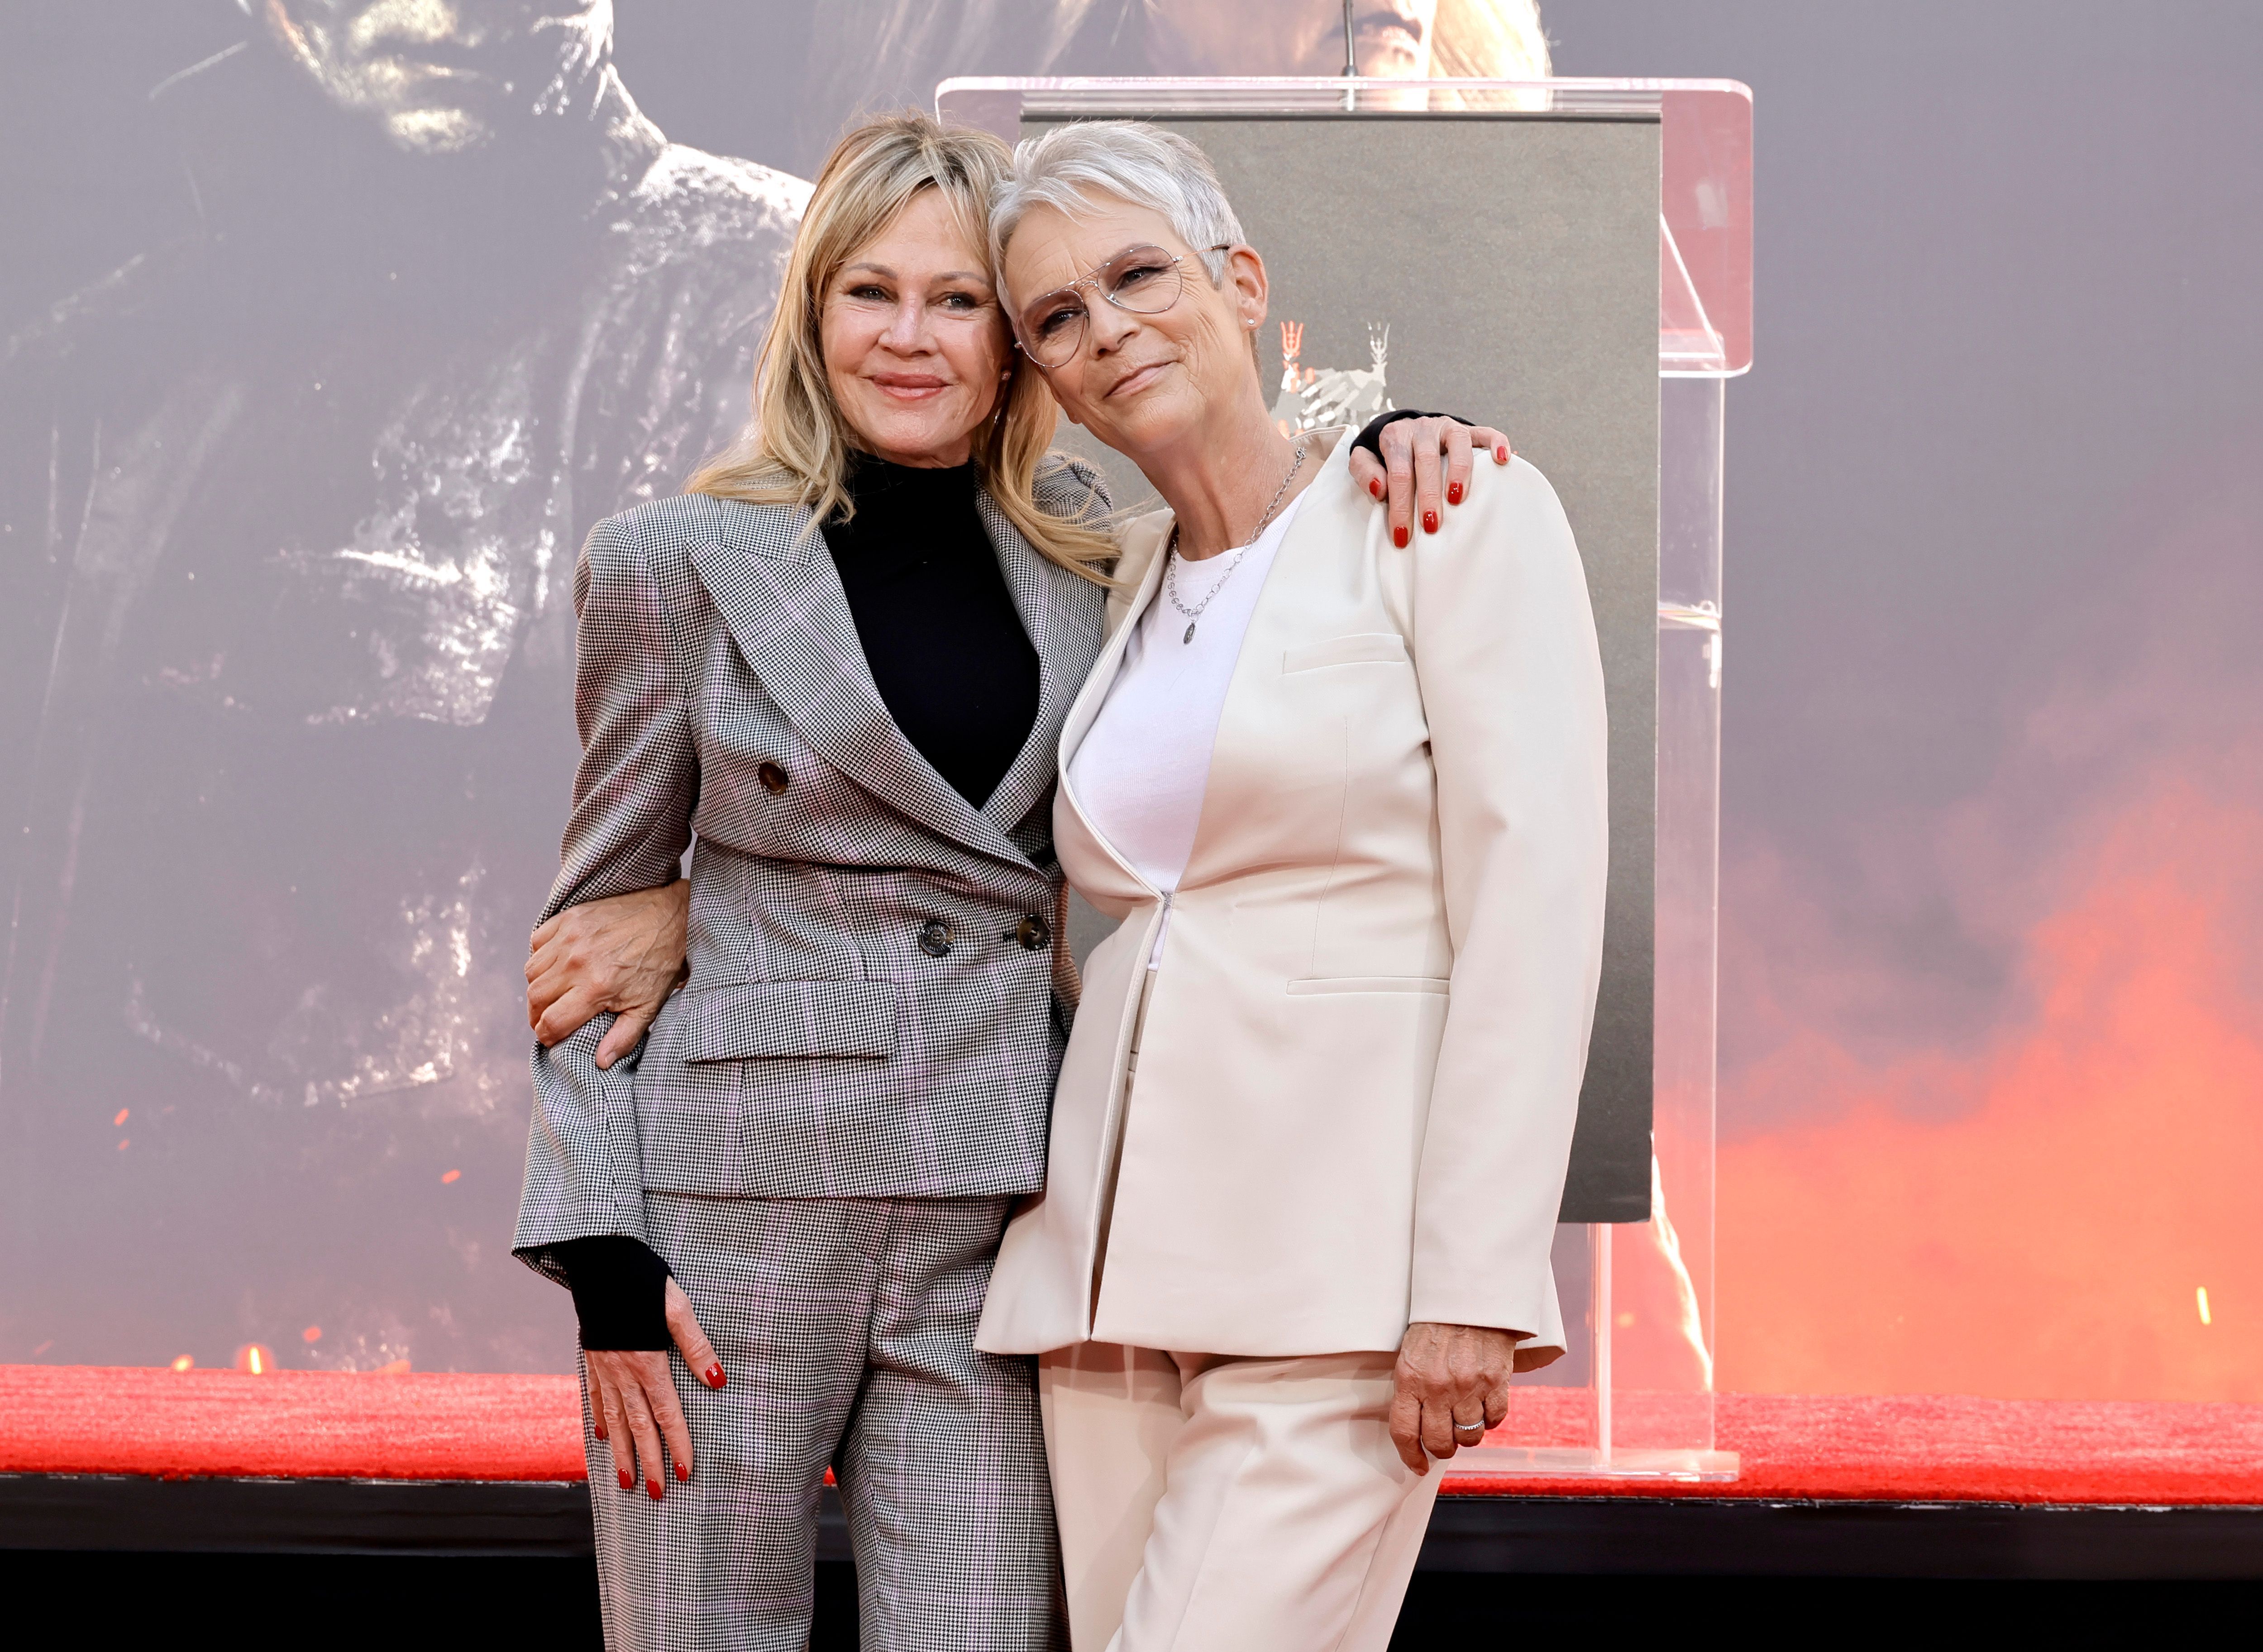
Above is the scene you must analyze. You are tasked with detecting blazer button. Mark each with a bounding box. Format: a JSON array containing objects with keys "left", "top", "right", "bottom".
[
  {"left": 1016, "top": 913, "right": 1051, "bottom": 951},
  {"left": 918, "top": 918, "right": 955, "bottom": 958},
  {"left": 757, "top": 761, "right": 790, "bottom": 795}
]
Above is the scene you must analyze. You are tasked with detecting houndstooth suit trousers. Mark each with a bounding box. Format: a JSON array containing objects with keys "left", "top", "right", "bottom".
[{"left": 585, "top": 1193, "right": 1063, "bottom": 1651}]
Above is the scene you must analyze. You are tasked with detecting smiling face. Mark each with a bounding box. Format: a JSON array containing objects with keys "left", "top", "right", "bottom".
[
  {"left": 820, "top": 187, "right": 1013, "bottom": 469},
  {"left": 258, "top": 0, "right": 609, "bottom": 154},
  {"left": 1144, "top": 0, "right": 1439, "bottom": 77},
  {"left": 1002, "top": 192, "right": 1268, "bottom": 468}
]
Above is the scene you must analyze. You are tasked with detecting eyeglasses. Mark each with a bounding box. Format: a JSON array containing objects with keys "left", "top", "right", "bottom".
[{"left": 1013, "top": 243, "right": 1235, "bottom": 368}]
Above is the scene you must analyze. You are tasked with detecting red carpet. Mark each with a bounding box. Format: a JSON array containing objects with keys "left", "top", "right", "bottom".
[
  {"left": 5, "top": 1366, "right": 2261, "bottom": 1504},
  {"left": 0, "top": 1366, "right": 582, "bottom": 1483},
  {"left": 1447, "top": 1388, "right": 2263, "bottom": 1504}
]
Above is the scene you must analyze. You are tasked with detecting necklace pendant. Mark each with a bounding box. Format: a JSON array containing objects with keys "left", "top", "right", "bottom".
[{"left": 1183, "top": 621, "right": 1197, "bottom": 645}]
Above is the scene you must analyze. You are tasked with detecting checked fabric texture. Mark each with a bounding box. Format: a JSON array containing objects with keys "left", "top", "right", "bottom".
[
  {"left": 513, "top": 462, "right": 1106, "bottom": 1648},
  {"left": 585, "top": 1193, "right": 1063, "bottom": 1652},
  {"left": 514, "top": 461, "right": 1110, "bottom": 1272}
]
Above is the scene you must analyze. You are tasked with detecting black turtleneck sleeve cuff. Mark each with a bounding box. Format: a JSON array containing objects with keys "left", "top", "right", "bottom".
[
  {"left": 1351, "top": 410, "right": 1461, "bottom": 461},
  {"left": 545, "top": 1235, "right": 673, "bottom": 1351}
]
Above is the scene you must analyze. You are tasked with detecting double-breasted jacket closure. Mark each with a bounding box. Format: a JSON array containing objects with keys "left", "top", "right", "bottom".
[
  {"left": 514, "top": 464, "right": 1108, "bottom": 1270},
  {"left": 977, "top": 433, "right": 1609, "bottom": 1360}
]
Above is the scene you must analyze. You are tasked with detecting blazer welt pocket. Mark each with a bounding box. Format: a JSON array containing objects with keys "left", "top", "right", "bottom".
[
  {"left": 681, "top": 981, "right": 901, "bottom": 1061},
  {"left": 1281, "top": 632, "right": 1409, "bottom": 674},
  {"left": 1286, "top": 976, "right": 1449, "bottom": 996}
]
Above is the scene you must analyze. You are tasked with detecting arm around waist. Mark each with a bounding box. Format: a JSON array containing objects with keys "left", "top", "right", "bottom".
[{"left": 514, "top": 509, "right": 701, "bottom": 1270}]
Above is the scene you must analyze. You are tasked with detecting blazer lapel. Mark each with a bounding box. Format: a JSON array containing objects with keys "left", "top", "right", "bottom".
[
  {"left": 1177, "top": 428, "right": 1355, "bottom": 890},
  {"left": 687, "top": 504, "right": 1036, "bottom": 871},
  {"left": 972, "top": 490, "right": 1106, "bottom": 836}
]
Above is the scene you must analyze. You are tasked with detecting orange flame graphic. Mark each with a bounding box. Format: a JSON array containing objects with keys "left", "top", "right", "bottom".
[{"left": 1719, "top": 777, "right": 2263, "bottom": 1401}]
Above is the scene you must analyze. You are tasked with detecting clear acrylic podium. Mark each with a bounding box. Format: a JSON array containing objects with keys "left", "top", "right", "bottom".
[{"left": 940, "top": 76, "right": 1752, "bottom": 1481}]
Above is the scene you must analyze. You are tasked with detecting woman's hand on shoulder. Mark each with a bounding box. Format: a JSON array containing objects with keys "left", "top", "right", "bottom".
[
  {"left": 1346, "top": 415, "right": 1514, "bottom": 550},
  {"left": 528, "top": 880, "right": 692, "bottom": 1069}
]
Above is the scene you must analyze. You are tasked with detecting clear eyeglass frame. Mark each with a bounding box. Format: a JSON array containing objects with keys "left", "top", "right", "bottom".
[{"left": 1015, "top": 242, "right": 1237, "bottom": 367}]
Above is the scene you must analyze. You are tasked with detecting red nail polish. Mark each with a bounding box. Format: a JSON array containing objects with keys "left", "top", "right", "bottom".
[
  {"left": 1392, "top": 525, "right": 1408, "bottom": 549},
  {"left": 594, "top": 1425, "right": 607, "bottom": 1441},
  {"left": 1496, "top": 444, "right": 1509, "bottom": 463},
  {"left": 675, "top": 1461, "right": 690, "bottom": 1482},
  {"left": 1423, "top": 510, "right": 1439, "bottom": 535},
  {"left": 647, "top": 1480, "right": 663, "bottom": 1501},
  {"left": 1369, "top": 478, "right": 1382, "bottom": 498},
  {"left": 617, "top": 1468, "right": 632, "bottom": 1490},
  {"left": 1447, "top": 482, "right": 1462, "bottom": 506},
  {"left": 706, "top": 1364, "right": 726, "bottom": 1390}
]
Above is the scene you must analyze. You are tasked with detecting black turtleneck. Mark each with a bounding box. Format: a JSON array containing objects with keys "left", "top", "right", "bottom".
[{"left": 823, "top": 455, "right": 1041, "bottom": 809}]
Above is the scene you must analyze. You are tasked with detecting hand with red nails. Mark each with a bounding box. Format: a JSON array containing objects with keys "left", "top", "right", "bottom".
[
  {"left": 584, "top": 1275, "right": 725, "bottom": 1500},
  {"left": 1348, "top": 415, "right": 1513, "bottom": 554}
]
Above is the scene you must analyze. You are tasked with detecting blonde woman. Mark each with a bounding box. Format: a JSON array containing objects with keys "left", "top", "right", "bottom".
[{"left": 512, "top": 111, "right": 1503, "bottom": 1650}]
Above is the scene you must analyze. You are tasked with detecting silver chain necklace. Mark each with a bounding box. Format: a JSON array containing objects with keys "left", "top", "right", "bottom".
[{"left": 1165, "top": 442, "right": 1308, "bottom": 645}]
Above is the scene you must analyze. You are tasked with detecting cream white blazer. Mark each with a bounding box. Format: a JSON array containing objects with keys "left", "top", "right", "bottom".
[{"left": 976, "top": 430, "right": 1608, "bottom": 1361}]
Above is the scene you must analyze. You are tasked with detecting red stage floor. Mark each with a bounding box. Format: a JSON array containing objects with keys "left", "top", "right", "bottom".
[{"left": 5, "top": 1366, "right": 2260, "bottom": 1505}]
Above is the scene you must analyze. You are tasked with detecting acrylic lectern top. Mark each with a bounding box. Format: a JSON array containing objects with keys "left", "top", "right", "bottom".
[{"left": 938, "top": 76, "right": 1752, "bottom": 377}]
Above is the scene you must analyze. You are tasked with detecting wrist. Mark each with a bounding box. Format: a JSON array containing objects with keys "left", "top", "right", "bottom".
[
  {"left": 550, "top": 1235, "right": 672, "bottom": 1351},
  {"left": 1351, "top": 409, "right": 1453, "bottom": 458}
]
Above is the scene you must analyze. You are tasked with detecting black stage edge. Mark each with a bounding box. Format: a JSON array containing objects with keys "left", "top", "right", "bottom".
[{"left": 6, "top": 1475, "right": 2263, "bottom": 1580}]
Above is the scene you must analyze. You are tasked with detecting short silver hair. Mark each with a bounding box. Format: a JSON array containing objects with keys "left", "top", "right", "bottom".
[{"left": 989, "top": 121, "right": 1244, "bottom": 305}]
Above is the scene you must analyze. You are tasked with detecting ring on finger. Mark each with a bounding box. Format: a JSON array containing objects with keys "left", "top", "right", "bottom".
[{"left": 1452, "top": 1419, "right": 1486, "bottom": 1440}]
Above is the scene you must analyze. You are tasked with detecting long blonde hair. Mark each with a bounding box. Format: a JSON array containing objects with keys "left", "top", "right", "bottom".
[{"left": 688, "top": 111, "right": 1115, "bottom": 581}]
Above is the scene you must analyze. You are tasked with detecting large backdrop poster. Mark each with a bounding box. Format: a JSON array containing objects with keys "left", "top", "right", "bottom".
[{"left": 0, "top": 1, "right": 1625, "bottom": 1375}]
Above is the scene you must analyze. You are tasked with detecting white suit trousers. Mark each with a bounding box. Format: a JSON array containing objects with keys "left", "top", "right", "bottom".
[{"left": 1038, "top": 1341, "right": 1441, "bottom": 1652}]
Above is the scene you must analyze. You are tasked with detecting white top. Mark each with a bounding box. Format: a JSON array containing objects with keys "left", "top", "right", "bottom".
[{"left": 1068, "top": 488, "right": 1312, "bottom": 963}]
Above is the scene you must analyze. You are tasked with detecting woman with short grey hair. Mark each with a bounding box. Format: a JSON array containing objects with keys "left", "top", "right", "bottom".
[{"left": 975, "top": 119, "right": 1607, "bottom": 1652}]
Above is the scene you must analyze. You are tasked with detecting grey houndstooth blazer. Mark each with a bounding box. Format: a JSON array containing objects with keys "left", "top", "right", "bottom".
[{"left": 514, "top": 460, "right": 1111, "bottom": 1270}]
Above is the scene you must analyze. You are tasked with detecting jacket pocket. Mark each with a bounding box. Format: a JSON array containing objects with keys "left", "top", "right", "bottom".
[
  {"left": 1281, "top": 632, "right": 1409, "bottom": 674},
  {"left": 680, "top": 981, "right": 902, "bottom": 1061},
  {"left": 1286, "top": 976, "right": 1450, "bottom": 996}
]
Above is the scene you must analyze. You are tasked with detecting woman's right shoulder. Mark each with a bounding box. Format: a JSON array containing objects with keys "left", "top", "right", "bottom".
[
  {"left": 589, "top": 491, "right": 805, "bottom": 557},
  {"left": 576, "top": 492, "right": 809, "bottom": 623}
]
